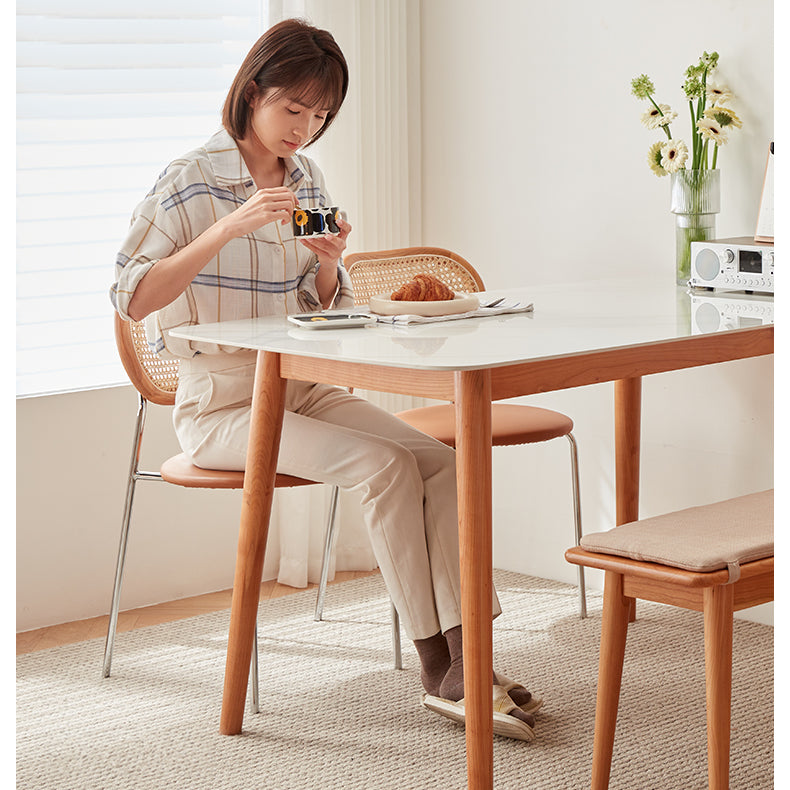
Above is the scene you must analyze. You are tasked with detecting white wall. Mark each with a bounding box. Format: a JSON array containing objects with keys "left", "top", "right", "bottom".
[
  {"left": 419, "top": 0, "right": 775, "bottom": 623},
  {"left": 16, "top": 387, "right": 242, "bottom": 630},
  {"left": 16, "top": 0, "right": 775, "bottom": 631},
  {"left": 420, "top": 0, "right": 773, "bottom": 287}
]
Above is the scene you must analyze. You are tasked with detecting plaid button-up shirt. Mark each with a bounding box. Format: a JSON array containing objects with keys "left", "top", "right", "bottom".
[{"left": 110, "top": 129, "right": 354, "bottom": 359}]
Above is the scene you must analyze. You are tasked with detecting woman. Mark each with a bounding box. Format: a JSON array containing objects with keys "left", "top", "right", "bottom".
[{"left": 110, "top": 18, "right": 539, "bottom": 740}]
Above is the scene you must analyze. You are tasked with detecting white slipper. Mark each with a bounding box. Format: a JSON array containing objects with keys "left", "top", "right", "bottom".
[
  {"left": 494, "top": 672, "right": 544, "bottom": 715},
  {"left": 421, "top": 685, "right": 537, "bottom": 742}
]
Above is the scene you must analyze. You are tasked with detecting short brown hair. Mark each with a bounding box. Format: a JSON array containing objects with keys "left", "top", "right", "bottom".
[{"left": 222, "top": 18, "right": 349, "bottom": 144}]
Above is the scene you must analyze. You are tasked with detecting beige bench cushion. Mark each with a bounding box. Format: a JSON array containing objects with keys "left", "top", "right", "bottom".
[{"left": 579, "top": 490, "right": 773, "bottom": 583}]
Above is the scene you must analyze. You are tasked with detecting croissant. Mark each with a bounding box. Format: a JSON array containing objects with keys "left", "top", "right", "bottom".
[{"left": 390, "top": 273, "right": 455, "bottom": 301}]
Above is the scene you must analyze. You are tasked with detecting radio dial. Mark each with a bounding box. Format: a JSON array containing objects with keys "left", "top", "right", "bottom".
[{"left": 724, "top": 249, "right": 735, "bottom": 263}]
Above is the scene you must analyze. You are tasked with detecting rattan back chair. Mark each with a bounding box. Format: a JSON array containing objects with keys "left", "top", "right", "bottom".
[
  {"left": 104, "top": 314, "right": 404, "bottom": 713},
  {"left": 319, "top": 246, "right": 588, "bottom": 617},
  {"left": 345, "top": 246, "right": 485, "bottom": 302},
  {"left": 114, "top": 314, "right": 180, "bottom": 404}
]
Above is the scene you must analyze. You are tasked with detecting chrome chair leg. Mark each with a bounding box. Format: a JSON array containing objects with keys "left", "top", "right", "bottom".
[
  {"left": 391, "top": 602, "right": 403, "bottom": 670},
  {"left": 314, "top": 485, "right": 341, "bottom": 621},
  {"left": 102, "top": 395, "right": 149, "bottom": 678},
  {"left": 315, "top": 485, "right": 403, "bottom": 668},
  {"left": 566, "top": 431, "right": 586, "bottom": 619},
  {"left": 249, "top": 622, "right": 260, "bottom": 714}
]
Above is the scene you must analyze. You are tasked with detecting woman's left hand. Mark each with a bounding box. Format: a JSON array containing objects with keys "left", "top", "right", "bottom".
[{"left": 299, "top": 217, "right": 352, "bottom": 266}]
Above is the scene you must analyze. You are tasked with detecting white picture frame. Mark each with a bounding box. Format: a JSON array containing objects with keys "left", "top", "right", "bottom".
[{"left": 754, "top": 142, "right": 774, "bottom": 243}]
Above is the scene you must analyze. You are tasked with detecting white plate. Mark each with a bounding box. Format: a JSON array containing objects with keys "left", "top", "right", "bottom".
[
  {"left": 368, "top": 292, "right": 479, "bottom": 317},
  {"left": 287, "top": 312, "right": 374, "bottom": 329}
]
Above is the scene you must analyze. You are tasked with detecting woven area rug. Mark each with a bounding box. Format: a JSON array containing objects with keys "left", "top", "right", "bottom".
[{"left": 17, "top": 571, "right": 773, "bottom": 789}]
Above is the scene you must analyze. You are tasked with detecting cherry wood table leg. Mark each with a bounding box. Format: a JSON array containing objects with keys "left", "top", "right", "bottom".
[
  {"left": 703, "top": 584, "right": 734, "bottom": 790},
  {"left": 455, "top": 370, "right": 494, "bottom": 790},
  {"left": 614, "top": 377, "right": 641, "bottom": 622},
  {"left": 591, "top": 571, "right": 632, "bottom": 790},
  {"left": 220, "top": 351, "right": 287, "bottom": 735}
]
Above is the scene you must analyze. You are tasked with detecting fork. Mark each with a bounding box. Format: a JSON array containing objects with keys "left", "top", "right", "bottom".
[{"left": 481, "top": 297, "right": 505, "bottom": 308}]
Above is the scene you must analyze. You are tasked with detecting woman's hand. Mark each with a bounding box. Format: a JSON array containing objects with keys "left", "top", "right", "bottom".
[
  {"left": 299, "top": 216, "right": 352, "bottom": 267},
  {"left": 223, "top": 187, "right": 299, "bottom": 237},
  {"left": 302, "top": 217, "right": 352, "bottom": 307}
]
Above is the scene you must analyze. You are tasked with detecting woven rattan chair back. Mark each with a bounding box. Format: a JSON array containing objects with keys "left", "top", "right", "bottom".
[
  {"left": 344, "top": 246, "right": 485, "bottom": 304},
  {"left": 114, "top": 312, "right": 179, "bottom": 406}
]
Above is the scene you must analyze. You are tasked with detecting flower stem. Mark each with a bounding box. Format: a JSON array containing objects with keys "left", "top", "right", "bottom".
[
  {"left": 647, "top": 94, "right": 673, "bottom": 139},
  {"left": 700, "top": 68, "right": 708, "bottom": 117},
  {"left": 697, "top": 68, "right": 708, "bottom": 121},
  {"left": 689, "top": 101, "right": 699, "bottom": 169},
  {"left": 712, "top": 145, "right": 719, "bottom": 169}
]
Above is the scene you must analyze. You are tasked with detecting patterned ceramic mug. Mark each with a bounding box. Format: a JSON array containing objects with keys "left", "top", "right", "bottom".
[{"left": 292, "top": 206, "right": 343, "bottom": 238}]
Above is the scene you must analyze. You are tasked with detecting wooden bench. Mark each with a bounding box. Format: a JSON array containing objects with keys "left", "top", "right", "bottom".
[{"left": 565, "top": 490, "right": 773, "bottom": 790}]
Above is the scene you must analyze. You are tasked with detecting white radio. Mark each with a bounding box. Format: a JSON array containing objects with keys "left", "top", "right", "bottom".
[{"left": 689, "top": 237, "right": 774, "bottom": 293}]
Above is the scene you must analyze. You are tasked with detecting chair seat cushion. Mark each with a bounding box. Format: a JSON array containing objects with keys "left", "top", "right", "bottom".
[
  {"left": 395, "top": 403, "right": 573, "bottom": 447},
  {"left": 579, "top": 490, "right": 773, "bottom": 582},
  {"left": 160, "top": 453, "right": 315, "bottom": 490}
]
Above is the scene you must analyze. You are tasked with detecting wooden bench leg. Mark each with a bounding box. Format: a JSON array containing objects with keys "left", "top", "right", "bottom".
[
  {"left": 704, "top": 584, "right": 734, "bottom": 790},
  {"left": 591, "top": 571, "right": 633, "bottom": 790}
]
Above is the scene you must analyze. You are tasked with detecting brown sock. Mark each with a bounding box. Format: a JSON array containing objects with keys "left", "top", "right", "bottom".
[
  {"left": 502, "top": 683, "right": 533, "bottom": 709},
  {"left": 438, "top": 625, "right": 534, "bottom": 727},
  {"left": 437, "top": 625, "right": 468, "bottom": 701},
  {"left": 413, "top": 631, "right": 451, "bottom": 697}
]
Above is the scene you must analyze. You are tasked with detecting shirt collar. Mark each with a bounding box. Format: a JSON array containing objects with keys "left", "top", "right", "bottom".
[
  {"left": 283, "top": 154, "right": 313, "bottom": 192},
  {"left": 206, "top": 129, "right": 313, "bottom": 191}
]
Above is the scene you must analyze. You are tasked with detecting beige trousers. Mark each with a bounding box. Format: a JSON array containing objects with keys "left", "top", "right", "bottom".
[{"left": 173, "top": 351, "right": 501, "bottom": 640}]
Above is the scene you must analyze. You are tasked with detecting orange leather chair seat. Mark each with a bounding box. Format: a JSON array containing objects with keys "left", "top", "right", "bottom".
[
  {"left": 160, "top": 452, "right": 315, "bottom": 490},
  {"left": 396, "top": 403, "right": 574, "bottom": 448}
]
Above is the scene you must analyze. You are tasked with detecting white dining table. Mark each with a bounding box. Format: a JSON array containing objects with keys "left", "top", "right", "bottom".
[{"left": 170, "top": 276, "right": 773, "bottom": 790}]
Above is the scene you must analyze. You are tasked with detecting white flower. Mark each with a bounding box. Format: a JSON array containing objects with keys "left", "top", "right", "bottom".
[
  {"left": 696, "top": 117, "right": 728, "bottom": 145},
  {"left": 660, "top": 139, "right": 689, "bottom": 173},
  {"left": 640, "top": 103, "right": 677, "bottom": 129},
  {"left": 647, "top": 141, "right": 668, "bottom": 176},
  {"left": 706, "top": 83, "right": 734, "bottom": 105},
  {"left": 703, "top": 105, "right": 743, "bottom": 130}
]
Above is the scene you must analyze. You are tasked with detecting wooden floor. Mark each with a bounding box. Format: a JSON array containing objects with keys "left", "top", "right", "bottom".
[{"left": 16, "top": 570, "right": 380, "bottom": 655}]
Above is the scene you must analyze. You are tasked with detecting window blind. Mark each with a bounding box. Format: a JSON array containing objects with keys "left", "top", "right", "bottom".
[{"left": 16, "top": 0, "right": 267, "bottom": 396}]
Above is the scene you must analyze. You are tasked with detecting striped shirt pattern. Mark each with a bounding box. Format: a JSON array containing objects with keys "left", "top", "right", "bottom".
[{"left": 110, "top": 129, "right": 354, "bottom": 359}]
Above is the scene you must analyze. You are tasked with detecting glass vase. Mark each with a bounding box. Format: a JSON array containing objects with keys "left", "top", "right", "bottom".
[{"left": 670, "top": 169, "right": 721, "bottom": 285}]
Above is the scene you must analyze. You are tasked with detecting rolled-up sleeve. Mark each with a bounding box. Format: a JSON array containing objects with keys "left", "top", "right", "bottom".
[
  {"left": 296, "top": 260, "right": 355, "bottom": 311},
  {"left": 110, "top": 187, "right": 180, "bottom": 320}
]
